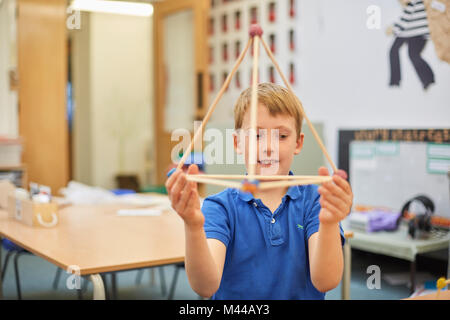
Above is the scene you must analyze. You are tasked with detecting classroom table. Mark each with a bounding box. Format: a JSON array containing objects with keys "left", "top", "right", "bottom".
[
  {"left": 342, "top": 218, "right": 450, "bottom": 294},
  {"left": 404, "top": 289, "right": 450, "bottom": 300},
  {"left": 0, "top": 194, "right": 354, "bottom": 300},
  {"left": 0, "top": 194, "right": 185, "bottom": 300}
]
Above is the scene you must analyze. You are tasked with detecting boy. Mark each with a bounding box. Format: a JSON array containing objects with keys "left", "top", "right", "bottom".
[
  {"left": 166, "top": 83, "right": 353, "bottom": 299},
  {"left": 386, "top": 0, "right": 434, "bottom": 90}
]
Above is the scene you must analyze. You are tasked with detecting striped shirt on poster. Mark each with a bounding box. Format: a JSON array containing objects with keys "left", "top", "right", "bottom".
[{"left": 393, "top": 0, "right": 430, "bottom": 38}]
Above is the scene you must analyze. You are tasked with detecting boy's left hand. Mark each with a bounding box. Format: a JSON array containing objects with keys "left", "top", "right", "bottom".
[{"left": 317, "top": 166, "right": 353, "bottom": 225}]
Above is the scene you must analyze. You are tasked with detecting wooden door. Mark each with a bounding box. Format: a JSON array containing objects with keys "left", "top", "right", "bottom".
[
  {"left": 153, "top": 0, "right": 209, "bottom": 184},
  {"left": 17, "top": 0, "right": 69, "bottom": 193}
]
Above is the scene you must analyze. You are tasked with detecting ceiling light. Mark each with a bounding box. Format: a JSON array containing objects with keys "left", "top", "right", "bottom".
[{"left": 70, "top": 0, "right": 153, "bottom": 17}]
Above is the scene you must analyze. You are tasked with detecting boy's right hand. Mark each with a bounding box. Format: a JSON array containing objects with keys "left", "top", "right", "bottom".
[{"left": 165, "top": 164, "right": 204, "bottom": 229}]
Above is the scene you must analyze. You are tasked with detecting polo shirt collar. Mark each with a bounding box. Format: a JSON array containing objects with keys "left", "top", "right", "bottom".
[
  {"left": 285, "top": 171, "right": 302, "bottom": 200},
  {"left": 237, "top": 170, "right": 301, "bottom": 202}
]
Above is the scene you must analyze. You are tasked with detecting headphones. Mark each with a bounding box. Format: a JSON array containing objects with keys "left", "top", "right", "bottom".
[{"left": 398, "top": 195, "right": 435, "bottom": 239}]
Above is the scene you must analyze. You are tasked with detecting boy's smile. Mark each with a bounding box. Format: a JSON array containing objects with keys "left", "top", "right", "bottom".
[{"left": 235, "top": 103, "right": 304, "bottom": 178}]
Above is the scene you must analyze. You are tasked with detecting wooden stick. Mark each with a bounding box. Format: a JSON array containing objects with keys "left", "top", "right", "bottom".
[
  {"left": 260, "top": 37, "right": 338, "bottom": 173},
  {"left": 258, "top": 177, "right": 332, "bottom": 190},
  {"left": 187, "top": 174, "right": 332, "bottom": 181},
  {"left": 248, "top": 35, "right": 260, "bottom": 177},
  {"left": 185, "top": 176, "right": 242, "bottom": 189},
  {"left": 176, "top": 38, "right": 252, "bottom": 170},
  {"left": 186, "top": 174, "right": 331, "bottom": 190}
]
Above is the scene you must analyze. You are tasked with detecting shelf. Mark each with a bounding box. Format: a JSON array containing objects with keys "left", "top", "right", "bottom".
[{"left": 0, "top": 164, "right": 27, "bottom": 188}]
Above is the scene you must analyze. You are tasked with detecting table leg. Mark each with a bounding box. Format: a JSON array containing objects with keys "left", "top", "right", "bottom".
[
  {"left": 410, "top": 261, "right": 416, "bottom": 295},
  {"left": 101, "top": 274, "right": 109, "bottom": 300},
  {"left": 149, "top": 268, "right": 155, "bottom": 286},
  {"left": 111, "top": 272, "right": 117, "bottom": 300},
  {"left": 160, "top": 267, "right": 167, "bottom": 296},
  {"left": 90, "top": 274, "right": 106, "bottom": 300},
  {"left": 77, "top": 287, "right": 83, "bottom": 300},
  {"left": 341, "top": 240, "right": 351, "bottom": 300},
  {"left": 0, "top": 236, "right": 3, "bottom": 299}
]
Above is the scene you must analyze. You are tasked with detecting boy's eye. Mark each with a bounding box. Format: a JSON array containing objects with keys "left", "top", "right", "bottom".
[{"left": 256, "top": 134, "right": 288, "bottom": 139}]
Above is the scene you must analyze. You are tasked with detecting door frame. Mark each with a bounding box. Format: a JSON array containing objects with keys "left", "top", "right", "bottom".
[{"left": 153, "top": 0, "right": 209, "bottom": 185}]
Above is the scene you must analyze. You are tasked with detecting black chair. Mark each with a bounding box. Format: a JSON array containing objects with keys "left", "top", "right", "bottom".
[
  {"left": 2, "top": 238, "right": 76, "bottom": 300},
  {"left": 1, "top": 239, "right": 32, "bottom": 300},
  {"left": 135, "top": 267, "right": 167, "bottom": 296},
  {"left": 167, "top": 263, "right": 205, "bottom": 300},
  {"left": 168, "top": 263, "right": 184, "bottom": 300}
]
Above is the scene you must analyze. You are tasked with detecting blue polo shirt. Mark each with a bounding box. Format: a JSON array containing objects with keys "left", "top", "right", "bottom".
[{"left": 202, "top": 178, "right": 345, "bottom": 300}]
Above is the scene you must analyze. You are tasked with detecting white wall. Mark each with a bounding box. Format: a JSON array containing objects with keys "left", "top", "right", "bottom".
[
  {"left": 0, "top": 0, "right": 18, "bottom": 138},
  {"left": 205, "top": 0, "right": 327, "bottom": 185},
  {"left": 297, "top": 0, "right": 450, "bottom": 166},
  {"left": 207, "top": 0, "right": 449, "bottom": 173},
  {"left": 73, "top": 12, "right": 154, "bottom": 189}
]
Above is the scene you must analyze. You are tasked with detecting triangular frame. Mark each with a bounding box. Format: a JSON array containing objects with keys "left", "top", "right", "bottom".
[{"left": 175, "top": 24, "right": 337, "bottom": 192}]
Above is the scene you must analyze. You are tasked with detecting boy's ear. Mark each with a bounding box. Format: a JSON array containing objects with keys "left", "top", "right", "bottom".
[
  {"left": 233, "top": 131, "right": 243, "bottom": 154},
  {"left": 293, "top": 132, "right": 304, "bottom": 155}
]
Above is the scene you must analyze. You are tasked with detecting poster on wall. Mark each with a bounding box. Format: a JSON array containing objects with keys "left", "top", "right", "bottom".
[{"left": 386, "top": 0, "right": 449, "bottom": 90}]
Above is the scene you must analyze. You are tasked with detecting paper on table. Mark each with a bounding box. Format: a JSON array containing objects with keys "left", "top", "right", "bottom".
[
  {"left": 382, "top": 272, "right": 435, "bottom": 287},
  {"left": 113, "top": 194, "right": 171, "bottom": 207},
  {"left": 60, "top": 181, "right": 173, "bottom": 207},
  {"left": 117, "top": 208, "right": 163, "bottom": 216}
]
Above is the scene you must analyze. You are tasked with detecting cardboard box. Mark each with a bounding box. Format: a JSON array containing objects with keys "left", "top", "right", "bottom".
[
  {"left": 425, "top": 0, "right": 450, "bottom": 64},
  {"left": 7, "top": 196, "right": 59, "bottom": 228}
]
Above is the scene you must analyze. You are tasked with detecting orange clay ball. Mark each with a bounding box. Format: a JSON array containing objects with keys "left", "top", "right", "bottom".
[
  {"left": 249, "top": 24, "right": 263, "bottom": 37},
  {"left": 241, "top": 181, "right": 258, "bottom": 194},
  {"left": 436, "top": 277, "right": 447, "bottom": 290}
]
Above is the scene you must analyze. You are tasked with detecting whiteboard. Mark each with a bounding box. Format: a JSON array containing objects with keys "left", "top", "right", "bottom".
[{"left": 350, "top": 141, "right": 450, "bottom": 218}]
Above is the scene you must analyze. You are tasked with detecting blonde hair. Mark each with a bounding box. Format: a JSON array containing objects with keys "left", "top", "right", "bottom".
[{"left": 234, "top": 82, "right": 303, "bottom": 137}]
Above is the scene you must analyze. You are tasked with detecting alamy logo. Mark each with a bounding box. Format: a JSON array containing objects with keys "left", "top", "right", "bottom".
[
  {"left": 366, "top": 265, "right": 381, "bottom": 289},
  {"left": 66, "top": 7, "right": 81, "bottom": 30},
  {"left": 366, "top": 5, "right": 381, "bottom": 30},
  {"left": 66, "top": 265, "right": 81, "bottom": 290}
]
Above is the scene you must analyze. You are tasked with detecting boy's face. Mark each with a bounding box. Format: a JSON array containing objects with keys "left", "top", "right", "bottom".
[{"left": 234, "top": 103, "right": 304, "bottom": 177}]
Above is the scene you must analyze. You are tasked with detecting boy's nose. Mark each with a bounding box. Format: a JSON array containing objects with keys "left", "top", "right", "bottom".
[
  {"left": 259, "top": 130, "right": 279, "bottom": 157},
  {"left": 264, "top": 148, "right": 272, "bottom": 157}
]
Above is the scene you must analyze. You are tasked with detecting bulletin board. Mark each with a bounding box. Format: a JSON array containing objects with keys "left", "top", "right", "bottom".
[{"left": 339, "top": 129, "right": 450, "bottom": 218}]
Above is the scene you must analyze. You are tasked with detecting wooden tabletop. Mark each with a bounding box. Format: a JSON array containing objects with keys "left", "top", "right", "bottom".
[
  {"left": 0, "top": 196, "right": 185, "bottom": 275},
  {"left": 404, "top": 289, "right": 450, "bottom": 300}
]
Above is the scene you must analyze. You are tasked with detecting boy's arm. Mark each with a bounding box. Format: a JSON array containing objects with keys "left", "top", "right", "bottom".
[
  {"left": 308, "top": 224, "right": 344, "bottom": 292},
  {"left": 308, "top": 167, "right": 353, "bottom": 293},
  {"left": 166, "top": 165, "right": 226, "bottom": 298},
  {"left": 184, "top": 224, "right": 226, "bottom": 297}
]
